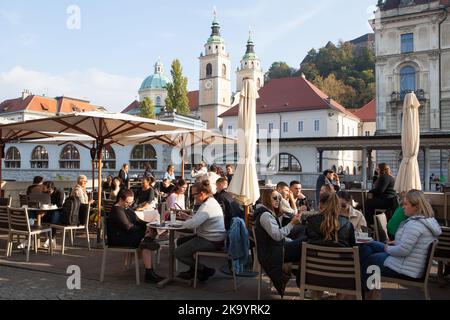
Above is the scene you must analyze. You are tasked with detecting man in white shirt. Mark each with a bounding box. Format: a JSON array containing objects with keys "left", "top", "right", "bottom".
[{"left": 191, "top": 161, "right": 208, "bottom": 180}]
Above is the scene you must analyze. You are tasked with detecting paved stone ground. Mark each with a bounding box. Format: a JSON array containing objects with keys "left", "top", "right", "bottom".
[{"left": 0, "top": 233, "right": 449, "bottom": 300}]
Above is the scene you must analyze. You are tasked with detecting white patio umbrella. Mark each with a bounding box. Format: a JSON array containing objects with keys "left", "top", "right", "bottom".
[
  {"left": 227, "top": 79, "right": 260, "bottom": 224},
  {"left": 394, "top": 92, "right": 422, "bottom": 193},
  {"left": 0, "top": 111, "right": 192, "bottom": 227},
  {"left": 124, "top": 128, "right": 237, "bottom": 178}
]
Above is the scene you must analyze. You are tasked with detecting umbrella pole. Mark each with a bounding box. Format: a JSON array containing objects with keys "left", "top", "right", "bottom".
[
  {"left": 97, "top": 156, "right": 103, "bottom": 234},
  {"left": 181, "top": 148, "right": 185, "bottom": 179},
  {"left": 245, "top": 205, "right": 250, "bottom": 228},
  {"left": 92, "top": 160, "right": 95, "bottom": 193}
]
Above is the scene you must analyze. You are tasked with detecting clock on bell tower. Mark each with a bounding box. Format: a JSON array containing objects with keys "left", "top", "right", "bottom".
[{"left": 198, "top": 11, "right": 232, "bottom": 129}]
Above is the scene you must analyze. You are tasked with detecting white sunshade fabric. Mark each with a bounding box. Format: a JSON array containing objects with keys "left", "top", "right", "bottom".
[
  {"left": 227, "top": 79, "right": 260, "bottom": 206},
  {"left": 394, "top": 92, "right": 422, "bottom": 193}
]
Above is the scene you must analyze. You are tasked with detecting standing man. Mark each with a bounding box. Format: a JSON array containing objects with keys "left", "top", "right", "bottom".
[
  {"left": 215, "top": 177, "right": 243, "bottom": 231},
  {"left": 119, "top": 164, "right": 130, "bottom": 189},
  {"left": 191, "top": 161, "right": 208, "bottom": 181}
]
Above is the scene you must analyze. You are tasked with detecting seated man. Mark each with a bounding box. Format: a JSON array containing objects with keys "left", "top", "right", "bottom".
[
  {"left": 27, "top": 176, "right": 45, "bottom": 195},
  {"left": 175, "top": 180, "right": 227, "bottom": 281},
  {"left": 214, "top": 177, "right": 243, "bottom": 231}
]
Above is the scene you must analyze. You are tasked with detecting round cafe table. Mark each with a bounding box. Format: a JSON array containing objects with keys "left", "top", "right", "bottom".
[
  {"left": 26, "top": 206, "right": 62, "bottom": 227},
  {"left": 147, "top": 221, "right": 191, "bottom": 289}
]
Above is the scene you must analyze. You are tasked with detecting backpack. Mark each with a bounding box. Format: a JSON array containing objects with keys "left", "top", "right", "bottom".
[{"left": 61, "top": 196, "right": 81, "bottom": 226}]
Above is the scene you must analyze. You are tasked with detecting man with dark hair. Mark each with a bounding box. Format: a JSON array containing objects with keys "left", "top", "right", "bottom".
[
  {"left": 225, "top": 164, "right": 234, "bottom": 184},
  {"left": 26, "top": 176, "right": 45, "bottom": 194},
  {"left": 290, "top": 180, "right": 310, "bottom": 211},
  {"left": 215, "top": 177, "right": 243, "bottom": 231},
  {"left": 315, "top": 169, "right": 340, "bottom": 207},
  {"left": 276, "top": 182, "right": 296, "bottom": 216}
]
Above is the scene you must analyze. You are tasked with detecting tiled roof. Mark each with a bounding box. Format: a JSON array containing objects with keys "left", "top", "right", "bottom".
[
  {"left": 121, "top": 100, "right": 140, "bottom": 114},
  {"left": 0, "top": 95, "right": 97, "bottom": 115},
  {"left": 351, "top": 99, "right": 376, "bottom": 122},
  {"left": 219, "top": 76, "right": 360, "bottom": 120},
  {"left": 187, "top": 90, "right": 199, "bottom": 112}
]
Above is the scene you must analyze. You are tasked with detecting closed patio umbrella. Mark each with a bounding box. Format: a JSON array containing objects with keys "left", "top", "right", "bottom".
[
  {"left": 227, "top": 79, "right": 260, "bottom": 211},
  {"left": 394, "top": 92, "right": 422, "bottom": 193}
]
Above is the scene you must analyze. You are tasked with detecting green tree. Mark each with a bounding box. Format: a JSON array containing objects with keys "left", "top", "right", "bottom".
[
  {"left": 139, "top": 97, "right": 156, "bottom": 119},
  {"left": 165, "top": 59, "right": 190, "bottom": 115},
  {"left": 265, "top": 61, "right": 298, "bottom": 80}
]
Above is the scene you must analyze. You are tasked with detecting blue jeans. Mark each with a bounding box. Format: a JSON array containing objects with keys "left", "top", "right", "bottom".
[
  {"left": 42, "top": 210, "right": 62, "bottom": 239},
  {"left": 359, "top": 241, "right": 403, "bottom": 291}
]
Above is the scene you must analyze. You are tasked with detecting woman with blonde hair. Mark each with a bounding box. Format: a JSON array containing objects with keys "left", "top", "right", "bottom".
[
  {"left": 360, "top": 189, "right": 442, "bottom": 299},
  {"left": 306, "top": 192, "right": 356, "bottom": 247}
]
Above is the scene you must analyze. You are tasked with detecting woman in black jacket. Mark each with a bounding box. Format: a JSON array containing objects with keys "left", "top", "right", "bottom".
[
  {"left": 107, "top": 189, "right": 164, "bottom": 284},
  {"left": 364, "top": 163, "right": 399, "bottom": 226},
  {"left": 306, "top": 192, "right": 356, "bottom": 247},
  {"left": 253, "top": 189, "right": 302, "bottom": 297}
]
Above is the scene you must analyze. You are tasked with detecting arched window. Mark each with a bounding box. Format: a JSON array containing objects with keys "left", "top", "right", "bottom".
[
  {"left": 353, "top": 166, "right": 357, "bottom": 176},
  {"left": 345, "top": 166, "right": 350, "bottom": 175},
  {"left": 95, "top": 145, "right": 116, "bottom": 170},
  {"left": 31, "top": 146, "right": 48, "bottom": 169},
  {"left": 60, "top": 144, "right": 80, "bottom": 169},
  {"left": 155, "top": 96, "right": 162, "bottom": 106},
  {"left": 222, "top": 64, "right": 227, "bottom": 77},
  {"left": 5, "top": 147, "right": 20, "bottom": 168},
  {"left": 130, "top": 144, "right": 157, "bottom": 170},
  {"left": 206, "top": 63, "right": 212, "bottom": 78},
  {"left": 268, "top": 153, "right": 302, "bottom": 173},
  {"left": 332, "top": 165, "right": 337, "bottom": 172},
  {"left": 400, "top": 66, "right": 416, "bottom": 98},
  {"left": 257, "top": 78, "right": 261, "bottom": 88}
]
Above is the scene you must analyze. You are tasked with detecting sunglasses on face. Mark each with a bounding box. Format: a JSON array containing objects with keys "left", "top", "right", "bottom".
[{"left": 272, "top": 196, "right": 281, "bottom": 201}]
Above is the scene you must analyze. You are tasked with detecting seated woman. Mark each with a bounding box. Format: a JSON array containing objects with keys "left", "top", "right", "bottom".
[
  {"left": 109, "top": 177, "right": 122, "bottom": 201},
  {"left": 337, "top": 191, "right": 367, "bottom": 233},
  {"left": 166, "top": 179, "right": 187, "bottom": 211},
  {"left": 41, "top": 181, "right": 65, "bottom": 247},
  {"left": 102, "top": 175, "right": 114, "bottom": 193},
  {"left": 159, "top": 178, "right": 175, "bottom": 198},
  {"left": 134, "top": 176, "right": 156, "bottom": 211},
  {"left": 174, "top": 180, "right": 227, "bottom": 282},
  {"left": 70, "top": 175, "right": 94, "bottom": 224},
  {"left": 107, "top": 189, "right": 164, "bottom": 284},
  {"left": 359, "top": 189, "right": 442, "bottom": 299},
  {"left": 364, "top": 163, "right": 399, "bottom": 226},
  {"left": 253, "top": 189, "right": 302, "bottom": 297},
  {"left": 306, "top": 192, "right": 356, "bottom": 247}
]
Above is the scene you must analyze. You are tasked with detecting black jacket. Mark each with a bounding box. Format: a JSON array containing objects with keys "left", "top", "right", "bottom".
[
  {"left": 214, "top": 190, "right": 243, "bottom": 231},
  {"left": 118, "top": 169, "right": 130, "bottom": 189},
  {"left": 254, "top": 206, "right": 286, "bottom": 297},
  {"left": 305, "top": 214, "right": 356, "bottom": 247},
  {"left": 107, "top": 205, "right": 147, "bottom": 247},
  {"left": 50, "top": 188, "right": 65, "bottom": 208},
  {"left": 369, "top": 175, "right": 396, "bottom": 199}
]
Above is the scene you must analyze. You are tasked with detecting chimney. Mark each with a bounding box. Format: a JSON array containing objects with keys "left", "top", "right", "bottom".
[
  {"left": 22, "top": 89, "right": 31, "bottom": 100},
  {"left": 326, "top": 97, "right": 332, "bottom": 105},
  {"left": 301, "top": 73, "right": 306, "bottom": 79}
]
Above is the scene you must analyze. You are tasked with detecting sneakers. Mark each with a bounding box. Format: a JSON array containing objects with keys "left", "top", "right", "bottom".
[
  {"left": 17, "top": 240, "right": 28, "bottom": 249},
  {"left": 43, "top": 239, "right": 56, "bottom": 249}
]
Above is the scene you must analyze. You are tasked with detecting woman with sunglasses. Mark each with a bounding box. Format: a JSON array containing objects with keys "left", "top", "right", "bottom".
[
  {"left": 107, "top": 189, "right": 165, "bottom": 284},
  {"left": 253, "top": 189, "right": 302, "bottom": 297},
  {"left": 337, "top": 191, "right": 367, "bottom": 233}
]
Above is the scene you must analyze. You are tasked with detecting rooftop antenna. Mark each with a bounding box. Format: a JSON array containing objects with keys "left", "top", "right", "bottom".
[{"left": 213, "top": 6, "right": 217, "bottom": 21}]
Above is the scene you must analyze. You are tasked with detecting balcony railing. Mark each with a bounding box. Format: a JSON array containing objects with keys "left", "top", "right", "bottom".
[{"left": 390, "top": 89, "right": 426, "bottom": 102}]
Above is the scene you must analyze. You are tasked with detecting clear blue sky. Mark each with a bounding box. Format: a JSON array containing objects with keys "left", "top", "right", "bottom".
[{"left": 0, "top": 0, "right": 377, "bottom": 112}]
